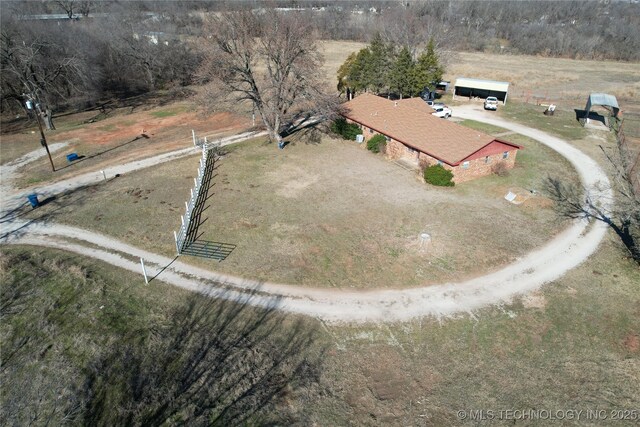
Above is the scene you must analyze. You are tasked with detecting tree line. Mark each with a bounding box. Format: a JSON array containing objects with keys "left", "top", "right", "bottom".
[
  {"left": 1, "top": 0, "right": 204, "bottom": 127},
  {"left": 337, "top": 34, "right": 443, "bottom": 99},
  {"left": 1, "top": 0, "right": 637, "bottom": 139},
  {"left": 313, "top": 0, "right": 640, "bottom": 62}
]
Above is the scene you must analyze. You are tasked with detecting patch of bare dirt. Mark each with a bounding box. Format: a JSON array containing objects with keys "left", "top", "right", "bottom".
[
  {"left": 522, "top": 292, "right": 547, "bottom": 309},
  {"left": 623, "top": 334, "right": 639, "bottom": 352}
]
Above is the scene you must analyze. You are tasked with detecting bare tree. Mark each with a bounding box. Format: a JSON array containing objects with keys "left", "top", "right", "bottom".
[
  {"left": 545, "top": 142, "right": 640, "bottom": 264},
  {"left": 197, "top": 10, "right": 331, "bottom": 146},
  {"left": 56, "top": 0, "right": 76, "bottom": 19},
  {"left": 0, "top": 28, "right": 85, "bottom": 130}
]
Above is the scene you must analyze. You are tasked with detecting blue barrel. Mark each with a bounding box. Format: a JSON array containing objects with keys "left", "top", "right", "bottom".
[{"left": 27, "top": 193, "right": 39, "bottom": 208}]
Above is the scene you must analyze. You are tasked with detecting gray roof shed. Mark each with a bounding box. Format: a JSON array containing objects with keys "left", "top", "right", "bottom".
[{"left": 585, "top": 93, "right": 620, "bottom": 118}]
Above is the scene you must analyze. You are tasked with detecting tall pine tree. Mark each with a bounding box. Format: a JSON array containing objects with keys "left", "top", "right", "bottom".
[
  {"left": 389, "top": 47, "right": 415, "bottom": 99},
  {"left": 337, "top": 36, "right": 444, "bottom": 99},
  {"left": 366, "top": 33, "right": 393, "bottom": 94},
  {"left": 411, "top": 38, "right": 444, "bottom": 96}
]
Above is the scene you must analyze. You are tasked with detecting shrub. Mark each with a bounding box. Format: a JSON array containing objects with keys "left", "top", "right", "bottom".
[
  {"left": 330, "top": 117, "right": 361, "bottom": 140},
  {"left": 424, "top": 164, "right": 455, "bottom": 187},
  {"left": 367, "top": 134, "right": 387, "bottom": 153},
  {"left": 491, "top": 161, "right": 510, "bottom": 177}
]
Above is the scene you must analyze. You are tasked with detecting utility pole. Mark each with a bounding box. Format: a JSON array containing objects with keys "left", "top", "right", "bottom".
[{"left": 25, "top": 95, "right": 55, "bottom": 172}]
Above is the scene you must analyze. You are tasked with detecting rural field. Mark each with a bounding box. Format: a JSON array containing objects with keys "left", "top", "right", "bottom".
[
  {"left": 2, "top": 35, "right": 639, "bottom": 427},
  {"left": 21, "top": 127, "right": 578, "bottom": 289},
  {"left": 320, "top": 40, "right": 640, "bottom": 112},
  {"left": 3, "top": 237, "right": 638, "bottom": 424}
]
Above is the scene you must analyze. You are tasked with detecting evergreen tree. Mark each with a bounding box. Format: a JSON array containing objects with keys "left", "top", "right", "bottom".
[
  {"left": 336, "top": 48, "right": 371, "bottom": 96},
  {"left": 336, "top": 36, "right": 444, "bottom": 99},
  {"left": 337, "top": 52, "right": 357, "bottom": 94},
  {"left": 351, "top": 48, "right": 372, "bottom": 93},
  {"left": 412, "top": 38, "right": 444, "bottom": 96},
  {"left": 366, "top": 33, "right": 393, "bottom": 94},
  {"left": 389, "top": 46, "right": 415, "bottom": 99}
]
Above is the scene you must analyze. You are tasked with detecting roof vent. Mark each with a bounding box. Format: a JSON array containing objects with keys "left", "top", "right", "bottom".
[{"left": 394, "top": 101, "right": 398, "bottom": 107}]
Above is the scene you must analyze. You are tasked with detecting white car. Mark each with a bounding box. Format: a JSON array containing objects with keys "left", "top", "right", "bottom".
[
  {"left": 484, "top": 96, "right": 499, "bottom": 110},
  {"left": 431, "top": 106, "right": 452, "bottom": 119}
]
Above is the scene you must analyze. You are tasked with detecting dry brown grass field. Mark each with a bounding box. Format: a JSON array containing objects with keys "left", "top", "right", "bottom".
[
  {"left": 2, "top": 41, "right": 639, "bottom": 426},
  {"left": 320, "top": 41, "right": 640, "bottom": 111},
  {"left": 23, "top": 129, "right": 579, "bottom": 289}
]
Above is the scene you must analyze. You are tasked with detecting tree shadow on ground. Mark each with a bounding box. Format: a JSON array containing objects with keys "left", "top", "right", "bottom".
[
  {"left": 79, "top": 290, "right": 326, "bottom": 426},
  {"left": 53, "top": 134, "right": 149, "bottom": 172}
]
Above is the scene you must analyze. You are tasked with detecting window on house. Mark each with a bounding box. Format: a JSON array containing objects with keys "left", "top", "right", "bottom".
[
  {"left": 462, "top": 161, "right": 470, "bottom": 169},
  {"left": 485, "top": 156, "right": 491, "bottom": 164},
  {"left": 503, "top": 151, "right": 509, "bottom": 159}
]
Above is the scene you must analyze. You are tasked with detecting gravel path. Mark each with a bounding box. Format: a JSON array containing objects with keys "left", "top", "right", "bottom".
[{"left": 1, "top": 113, "right": 611, "bottom": 323}]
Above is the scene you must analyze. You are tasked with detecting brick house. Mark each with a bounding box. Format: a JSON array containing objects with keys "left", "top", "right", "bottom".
[{"left": 341, "top": 93, "right": 522, "bottom": 183}]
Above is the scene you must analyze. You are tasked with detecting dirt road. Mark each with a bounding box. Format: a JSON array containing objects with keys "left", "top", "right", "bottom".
[{"left": 1, "top": 112, "right": 611, "bottom": 323}]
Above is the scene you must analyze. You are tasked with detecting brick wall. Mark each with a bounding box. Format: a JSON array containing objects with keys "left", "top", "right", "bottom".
[
  {"left": 344, "top": 117, "right": 518, "bottom": 183},
  {"left": 451, "top": 150, "right": 518, "bottom": 183}
]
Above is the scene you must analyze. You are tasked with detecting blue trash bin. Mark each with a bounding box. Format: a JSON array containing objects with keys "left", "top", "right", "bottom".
[
  {"left": 66, "top": 153, "right": 79, "bottom": 162},
  {"left": 27, "top": 193, "right": 39, "bottom": 208}
]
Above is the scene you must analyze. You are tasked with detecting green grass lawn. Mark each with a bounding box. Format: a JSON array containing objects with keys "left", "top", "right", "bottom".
[
  {"left": 458, "top": 119, "right": 509, "bottom": 135},
  {"left": 498, "top": 101, "right": 589, "bottom": 141},
  {"left": 149, "top": 106, "right": 188, "bottom": 118}
]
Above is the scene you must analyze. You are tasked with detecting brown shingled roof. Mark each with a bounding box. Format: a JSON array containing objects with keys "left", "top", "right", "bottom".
[{"left": 341, "top": 93, "right": 518, "bottom": 165}]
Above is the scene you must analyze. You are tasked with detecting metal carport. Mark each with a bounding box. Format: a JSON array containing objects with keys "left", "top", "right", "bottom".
[{"left": 453, "top": 77, "right": 510, "bottom": 104}]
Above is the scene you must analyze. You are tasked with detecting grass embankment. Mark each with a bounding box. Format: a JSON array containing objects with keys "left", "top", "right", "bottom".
[{"left": 0, "top": 246, "right": 325, "bottom": 425}]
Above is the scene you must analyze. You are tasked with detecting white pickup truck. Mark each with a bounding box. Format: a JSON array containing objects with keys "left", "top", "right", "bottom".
[
  {"left": 484, "top": 96, "right": 499, "bottom": 110},
  {"left": 431, "top": 105, "right": 452, "bottom": 119}
]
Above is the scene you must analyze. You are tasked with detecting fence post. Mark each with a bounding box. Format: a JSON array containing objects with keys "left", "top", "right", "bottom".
[
  {"left": 140, "top": 258, "right": 149, "bottom": 284},
  {"left": 174, "top": 230, "right": 180, "bottom": 254},
  {"left": 192, "top": 129, "right": 196, "bottom": 146}
]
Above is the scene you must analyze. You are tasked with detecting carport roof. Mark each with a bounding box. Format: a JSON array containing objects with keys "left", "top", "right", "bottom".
[
  {"left": 586, "top": 93, "right": 620, "bottom": 117},
  {"left": 454, "top": 77, "right": 509, "bottom": 93}
]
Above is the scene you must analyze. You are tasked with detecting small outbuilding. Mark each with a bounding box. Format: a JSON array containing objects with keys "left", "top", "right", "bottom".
[
  {"left": 453, "top": 77, "right": 510, "bottom": 104},
  {"left": 581, "top": 93, "right": 620, "bottom": 129}
]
